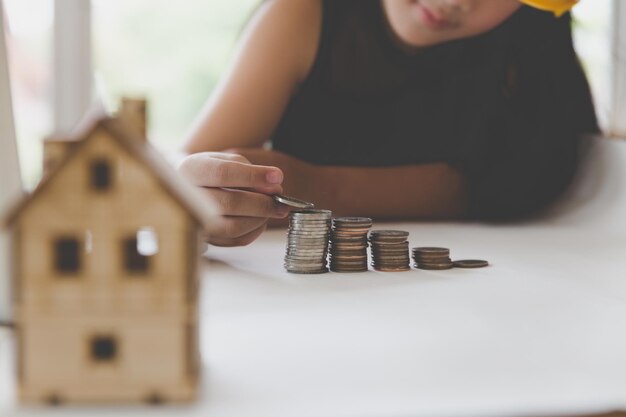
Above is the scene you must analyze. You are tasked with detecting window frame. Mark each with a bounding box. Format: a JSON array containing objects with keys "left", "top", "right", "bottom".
[
  {"left": 611, "top": 0, "right": 626, "bottom": 137},
  {"left": 0, "top": 0, "right": 22, "bottom": 322},
  {"left": 53, "top": 0, "right": 92, "bottom": 133}
]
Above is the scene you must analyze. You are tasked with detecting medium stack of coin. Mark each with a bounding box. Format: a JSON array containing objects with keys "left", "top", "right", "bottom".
[
  {"left": 328, "top": 217, "right": 372, "bottom": 272},
  {"left": 412, "top": 247, "right": 453, "bottom": 270},
  {"left": 284, "top": 210, "right": 332, "bottom": 274},
  {"left": 369, "top": 230, "right": 410, "bottom": 272}
]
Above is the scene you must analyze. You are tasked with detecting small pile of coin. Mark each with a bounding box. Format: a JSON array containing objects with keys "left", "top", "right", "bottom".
[
  {"left": 369, "top": 230, "right": 410, "bottom": 272},
  {"left": 412, "top": 247, "right": 453, "bottom": 270},
  {"left": 328, "top": 217, "right": 372, "bottom": 273},
  {"left": 284, "top": 210, "right": 332, "bottom": 274}
]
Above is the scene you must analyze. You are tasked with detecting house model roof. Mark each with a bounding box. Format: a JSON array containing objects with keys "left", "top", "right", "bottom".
[{"left": 3, "top": 115, "right": 218, "bottom": 231}]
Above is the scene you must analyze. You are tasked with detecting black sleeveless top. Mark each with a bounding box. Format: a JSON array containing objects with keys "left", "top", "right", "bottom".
[{"left": 270, "top": 1, "right": 599, "bottom": 220}]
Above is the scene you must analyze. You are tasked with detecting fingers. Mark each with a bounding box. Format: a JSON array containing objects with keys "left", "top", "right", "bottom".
[
  {"left": 208, "top": 222, "right": 268, "bottom": 247},
  {"left": 179, "top": 152, "right": 283, "bottom": 191},
  {"left": 202, "top": 188, "right": 290, "bottom": 218},
  {"left": 178, "top": 152, "right": 289, "bottom": 247},
  {"left": 203, "top": 152, "right": 250, "bottom": 164}
]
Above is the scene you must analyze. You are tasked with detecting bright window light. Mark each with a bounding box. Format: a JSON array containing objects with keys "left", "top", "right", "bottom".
[{"left": 137, "top": 227, "right": 159, "bottom": 257}]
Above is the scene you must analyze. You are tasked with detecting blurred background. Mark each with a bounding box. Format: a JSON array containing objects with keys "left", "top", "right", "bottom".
[{"left": 2, "top": 0, "right": 621, "bottom": 189}]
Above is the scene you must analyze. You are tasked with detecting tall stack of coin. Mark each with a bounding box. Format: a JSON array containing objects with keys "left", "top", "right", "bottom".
[
  {"left": 328, "top": 217, "right": 372, "bottom": 272},
  {"left": 284, "top": 210, "right": 332, "bottom": 274},
  {"left": 369, "top": 230, "right": 410, "bottom": 272},
  {"left": 412, "top": 247, "right": 453, "bottom": 270}
]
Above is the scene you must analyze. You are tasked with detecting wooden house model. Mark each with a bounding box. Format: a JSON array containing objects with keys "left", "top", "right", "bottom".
[{"left": 3, "top": 104, "right": 215, "bottom": 404}]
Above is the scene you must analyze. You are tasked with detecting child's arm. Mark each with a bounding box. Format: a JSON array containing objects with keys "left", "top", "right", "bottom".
[
  {"left": 180, "top": 0, "right": 322, "bottom": 246},
  {"left": 183, "top": 0, "right": 321, "bottom": 154},
  {"left": 228, "top": 148, "right": 468, "bottom": 220},
  {"left": 322, "top": 164, "right": 467, "bottom": 219}
]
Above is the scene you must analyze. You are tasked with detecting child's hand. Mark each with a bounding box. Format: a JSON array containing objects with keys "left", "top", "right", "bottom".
[
  {"left": 224, "top": 149, "right": 317, "bottom": 200},
  {"left": 178, "top": 152, "right": 290, "bottom": 247}
]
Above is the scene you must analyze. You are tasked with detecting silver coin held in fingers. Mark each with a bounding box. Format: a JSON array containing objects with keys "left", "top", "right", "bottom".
[{"left": 273, "top": 194, "right": 315, "bottom": 209}]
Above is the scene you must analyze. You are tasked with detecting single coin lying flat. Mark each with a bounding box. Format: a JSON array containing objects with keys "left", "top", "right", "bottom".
[{"left": 452, "top": 259, "right": 489, "bottom": 268}]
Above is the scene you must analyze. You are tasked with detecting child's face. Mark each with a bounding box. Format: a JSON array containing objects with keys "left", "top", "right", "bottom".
[{"left": 382, "top": 0, "right": 522, "bottom": 47}]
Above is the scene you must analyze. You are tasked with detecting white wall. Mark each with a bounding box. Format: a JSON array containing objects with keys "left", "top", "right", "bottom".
[{"left": 54, "top": 0, "right": 92, "bottom": 133}]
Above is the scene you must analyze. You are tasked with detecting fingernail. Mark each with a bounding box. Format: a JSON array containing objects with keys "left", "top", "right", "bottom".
[{"left": 266, "top": 170, "right": 283, "bottom": 184}]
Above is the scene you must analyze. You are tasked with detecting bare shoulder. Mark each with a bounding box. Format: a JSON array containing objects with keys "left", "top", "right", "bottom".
[
  {"left": 182, "top": 0, "right": 323, "bottom": 153},
  {"left": 262, "top": 0, "right": 320, "bottom": 18},
  {"left": 252, "top": 0, "right": 322, "bottom": 83}
]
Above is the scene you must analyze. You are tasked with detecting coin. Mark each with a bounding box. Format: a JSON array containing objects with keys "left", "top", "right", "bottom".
[
  {"left": 369, "top": 230, "right": 409, "bottom": 240},
  {"left": 274, "top": 194, "right": 315, "bottom": 209},
  {"left": 413, "top": 247, "right": 450, "bottom": 254},
  {"left": 285, "top": 269, "right": 328, "bottom": 274},
  {"left": 333, "top": 217, "right": 374, "bottom": 228},
  {"left": 284, "top": 264, "right": 327, "bottom": 270},
  {"left": 375, "top": 265, "right": 411, "bottom": 272},
  {"left": 289, "top": 219, "right": 331, "bottom": 224},
  {"left": 370, "top": 256, "right": 408, "bottom": 261},
  {"left": 284, "top": 265, "right": 328, "bottom": 274},
  {"left": 329, "top": 266, "right": 369, "bottom": 273},
  {"left": 327, "top": 249, "right": 364, "bottom": 257},
  {"left": 415, "top": 263, "right": 453, "bottom": 270},
  {"left": 291, "top": 209, "right": 332, "bottom": 219},
  {"left": 329, "top": 255, "right": 365, "bottom": 261},
  {"left": 452, "top": 259, "right": 489, "bottom": 268},
  {"left": 372, "top": 248, "right": 410, "bottom": 254}
]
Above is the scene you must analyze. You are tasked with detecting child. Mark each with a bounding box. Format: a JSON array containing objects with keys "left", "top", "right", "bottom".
[{"left": 179, "top": 0, "right": 598, "bottom": 247}]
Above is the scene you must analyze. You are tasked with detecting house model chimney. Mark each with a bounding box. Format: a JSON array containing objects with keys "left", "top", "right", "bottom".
[
  {"left": 117, "top": 97, "right": 148, "bottom": 141},
  {"left": 41, "top": 98, "right": 148, "bottom": 181}
]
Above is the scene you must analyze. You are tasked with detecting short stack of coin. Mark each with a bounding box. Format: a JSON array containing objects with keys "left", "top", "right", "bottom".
[
  {"left": 328, "top": 217, "right": 372, "bottom": 273},
  {"left": 284, "top": 210, "right": 332, "bottom": 274},
  {"left": 369, "top": 230, "right": 411, "bottom": 272},
  {"left": 412, "top": 247, "right": 453, "bottom": 270}
]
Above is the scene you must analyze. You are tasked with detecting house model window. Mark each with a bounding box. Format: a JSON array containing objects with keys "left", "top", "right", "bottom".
[
  {"left": 54, "top": 237, "right": 81, "bottom": 274},
  {"left": 90, "top": 335, "right": 117, "bottom": 362},
  {"left": 123, "top": 228, "right": 158, "bottom": 274},
  {"left": 124, "top": 237, "right": 149, "bottom": 273},
  {"left": 90, "top": 159, "right": 112, "bottom": 191}
]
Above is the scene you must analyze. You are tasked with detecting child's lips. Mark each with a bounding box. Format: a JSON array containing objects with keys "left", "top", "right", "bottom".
[{"left": 416, "top": 3, "right": 451, "bottom": 29}]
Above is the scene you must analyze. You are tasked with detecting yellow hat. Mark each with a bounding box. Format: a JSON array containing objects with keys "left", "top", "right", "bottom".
[{"left": 520, "top": 0, "right": 579, "bottom": 17}]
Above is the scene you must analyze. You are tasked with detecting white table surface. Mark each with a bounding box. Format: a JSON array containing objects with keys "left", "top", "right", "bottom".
[{"left": 1, "top": 138, "right": 626, "bottom": 417}]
